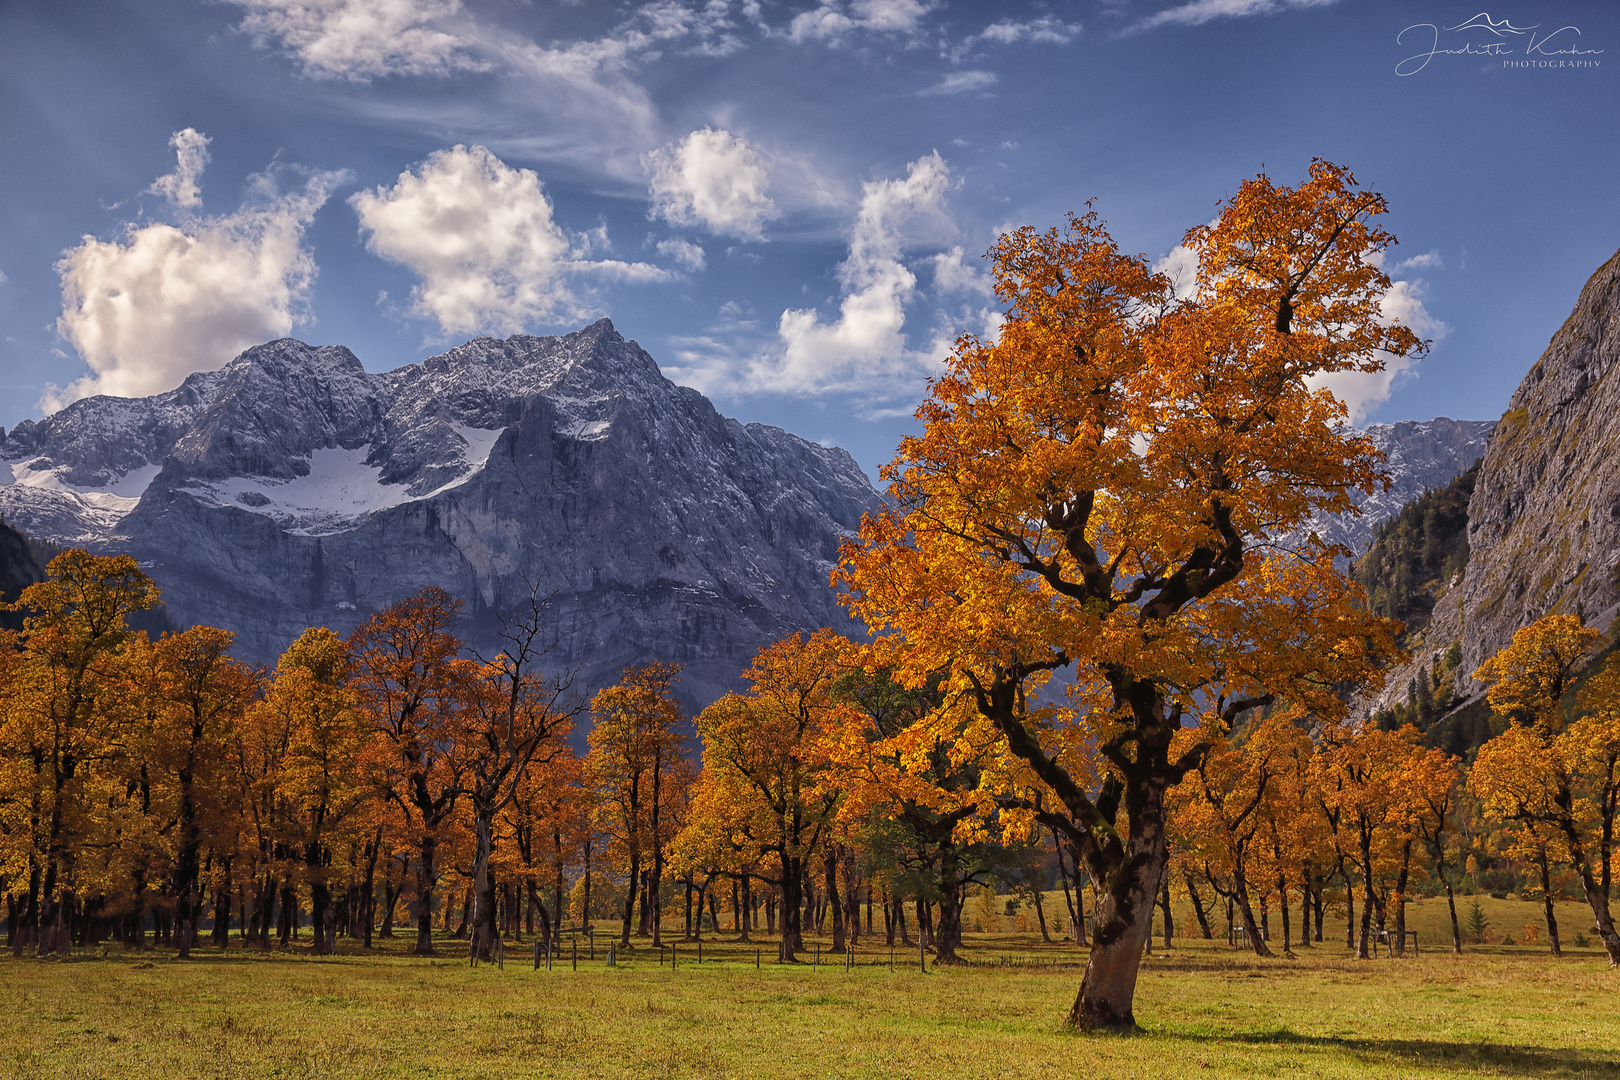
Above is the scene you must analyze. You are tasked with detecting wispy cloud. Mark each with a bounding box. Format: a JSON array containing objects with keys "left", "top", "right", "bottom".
[
  {"left": 225, "top": 0, "right": 486, "bottom": 80},
  {"left": 787, "top": 0, "right": 937, "bottom": 45},
  {"left": 1132, "top": 0, "right": 1340, "bottom": 34},
  {"left": 148, "top": 128, "right": 211, "bottom": 209},
  {"left": 666, "top": 151, "right": 997, "bottom": 406},
  {"left": 920, "top": 70, "right": 997, "bottom": 95}
]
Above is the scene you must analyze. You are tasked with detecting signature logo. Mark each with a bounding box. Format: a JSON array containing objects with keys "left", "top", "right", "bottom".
[{"left": 1397, "top": 12, "right": 1604, "bottom": 75}]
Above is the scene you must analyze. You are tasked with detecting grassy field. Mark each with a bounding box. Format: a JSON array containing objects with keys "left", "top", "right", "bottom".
[{"left": 5, "top": 895, "right": 1619, "bottom": 1080}]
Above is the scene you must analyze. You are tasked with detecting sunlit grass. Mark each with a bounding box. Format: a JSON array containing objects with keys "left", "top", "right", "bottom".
[{"left": 6, "top": 911, "right": 1618, "bottom": 1079}]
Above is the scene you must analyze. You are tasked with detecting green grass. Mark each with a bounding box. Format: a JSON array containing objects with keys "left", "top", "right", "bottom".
[{"left": 5, "top": 920, "right": 1619, "bottom": 1079}]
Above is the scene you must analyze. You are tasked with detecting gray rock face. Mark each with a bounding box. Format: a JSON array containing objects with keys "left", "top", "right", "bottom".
[
  {"left": 0, "top": 320, "right": 879, "bottom": 708},
  {"left": 1295, "top": 418, "right": 1494, "bottom": 558},
  {"left": 1460, "top": 246, "right": 1620, "bottom": 682}
]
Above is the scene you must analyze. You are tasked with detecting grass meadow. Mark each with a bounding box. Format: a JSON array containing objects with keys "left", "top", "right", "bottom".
[{"left": 5, "top": 895, "right": 1618, "bottom": 1080}]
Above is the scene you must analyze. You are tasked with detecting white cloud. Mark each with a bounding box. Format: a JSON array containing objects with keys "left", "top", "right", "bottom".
[
  {"left": 920, "top": 70, "right": 997, "bottom": 95},
  {"left": 690, "top": 151, "right": 970, "bottom": 397},
  {"left": 351, "top": 144, "right": 666, "bottom": 337},
  {"left": 645, "top": 128, "right": 777, "bottom": 240},
  {"left": 657, "top": 238, "right": 707, "bottom": 271},
  {"left": 1134, "top": 0, "right": 1340, "bottom": 32},
  {"left": 1152, "top": 243, "right": 1200, "bottom": 301},
  {"left": 1392, "top": 250, "right": 1442, "bottom": 272},
  {"left": 226, "top": 0, "right": 484, "bottom": 80},
  {"left": 148, "top": 128, "right": 211, "bottom": 209},
  {"left": 788, "top": 0, "right": 935, "bottom": 44},
  {"left": 945, "top": 14, "right": 1079, "bottom": 62},
  {"left": 979, "top": 16, "right": 1081, "bottom": 45},
  {"left": 48, "top": 145, "right": 341, "bottom": 412},
  {"left": 929, "top": 246, "right": 992, "bottom": 297},
  {"left": 1305, "top": 277, "right": 1450, "bottom": 425}
]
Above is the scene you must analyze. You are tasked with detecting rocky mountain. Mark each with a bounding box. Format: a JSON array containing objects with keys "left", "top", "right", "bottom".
[
  {"left": 1297, "top": 418, "right": 1494, "bottom": 558},
  {"left": 0, "top": 320, "right": 878, "bottom": 708},
  {"left": 1461, "top": 247, "right": 1620, "bottom": 672},
  {"left": 1360, "top": 244, "right": 1620, "bottom": 723},
  {"left": 0, "top": 520, "right": 43, "bottom": 632}
]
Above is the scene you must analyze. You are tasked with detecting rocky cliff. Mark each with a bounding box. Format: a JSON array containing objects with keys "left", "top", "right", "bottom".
[
  {"left": 1360, "top": 245, "right": 1620, "bottom": 720},
  {"left": 0, "top": 321, "right": 878, "bottom": 707},
  {"left": 1461, "top": 246, "right": 1620, "bottom": 677}
]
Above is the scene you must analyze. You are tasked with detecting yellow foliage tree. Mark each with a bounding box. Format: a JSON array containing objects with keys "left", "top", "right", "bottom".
[
  {"left": 0, "top": 550, "right": 159, "bottom": 955},
  {"left": 1471, "top": 618, "right": 1620, "bottom": 965},
  {"left": 837, "top": 161, "right": 1413, "bottom": 1029}
]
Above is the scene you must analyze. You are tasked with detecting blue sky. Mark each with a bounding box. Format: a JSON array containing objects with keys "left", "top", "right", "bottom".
[{"left": 1, "top": 0, "right": 1615, "bottom": 480}]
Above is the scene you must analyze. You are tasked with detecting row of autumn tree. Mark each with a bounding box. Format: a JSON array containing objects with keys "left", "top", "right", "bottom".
[
  {"left": 1166, "top": 611, "right": 1620, "bottom": 963},
  {"left": 0, "top": 553, "right": 1052, "bottom": 965},
  {"left": 6, "top": 545, "right": 1618, "bottom": 977}
]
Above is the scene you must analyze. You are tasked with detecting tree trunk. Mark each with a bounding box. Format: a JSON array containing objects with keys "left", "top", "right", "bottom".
[
  {"left": 620, "top": 843, "right": 640, "bottom": 948},
  {"left": 1443, "top": 878, "right": 1462, "bottom": 954},
  {"left": 1539, "top": 850, "right": 1562, "bottom": 957},
  {"left": 780, "top": 854, "right": 803, "bottom": 958},
  {"left": 1185, "top": 873, "right": 1213, "bottom": 939},
  {"left": 414, "top": 837, "right": 437, "bottom": 955},
  {"left": 1296, "top": 867, "right": 1312, "bottom": 948},
  {"left": 935, "top": 883, "right": 965, "bottom": 963},
  {"left": 1230, "top": 871, "right": 1271, "bottom": 958},
  {"left": 1343, "top": 864, "right": 1356, "bottom": 951},
  {"left": 1276, "top": 871, "right": 1291, "bottom": 954},
  {"left": 1357, "top": 831, "right": 1375, "bottom": 960},
  {"left": 1067, "top": 838, "right": 1163, "bottom": 1031},
  {"left": 469, "top": 810, "right": 499, "bottom": 960},
  {"left": 1158, "top": 878, "right": 1172, "bottom": 950},
  {"left": 825, "top": 851, "right": 845, "bottom": 953},
  {"left": 1563, "top": 824, "right": 1620, "bottom": 965}
]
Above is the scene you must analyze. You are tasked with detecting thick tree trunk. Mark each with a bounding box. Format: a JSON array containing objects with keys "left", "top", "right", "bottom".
[
  {"left": 1068, "top": 840, "right": 1163, "bottom": 1031},
  {"left": 1064, "top": 758, "right": 1191, "bottom": 1031},
  {"left": 1563, "top": 827, "right": 1620, "bottom": 965},
  {"left": 780, "top": 854, "right": 803, "bottom": 958},
  {"left": 414, "top": 837, "right": 437, "bottom": 955},
  {"left": 934, "top": 883, "right": 966, "bottom": 963}
]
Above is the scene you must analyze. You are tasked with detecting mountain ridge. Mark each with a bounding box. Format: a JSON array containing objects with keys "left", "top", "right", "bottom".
[{"left": 0, "top": 320, "right": 876, "bottom": 708}]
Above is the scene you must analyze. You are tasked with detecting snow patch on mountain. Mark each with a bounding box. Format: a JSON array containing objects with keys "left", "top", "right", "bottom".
[{"left": 181, "top": 425, "right": 508, "bottom": 536}]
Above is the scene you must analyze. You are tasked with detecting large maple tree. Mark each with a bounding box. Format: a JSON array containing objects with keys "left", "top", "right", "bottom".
[{"left": 837, "top": 160, "right": 1417, "bottom": 1029}]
